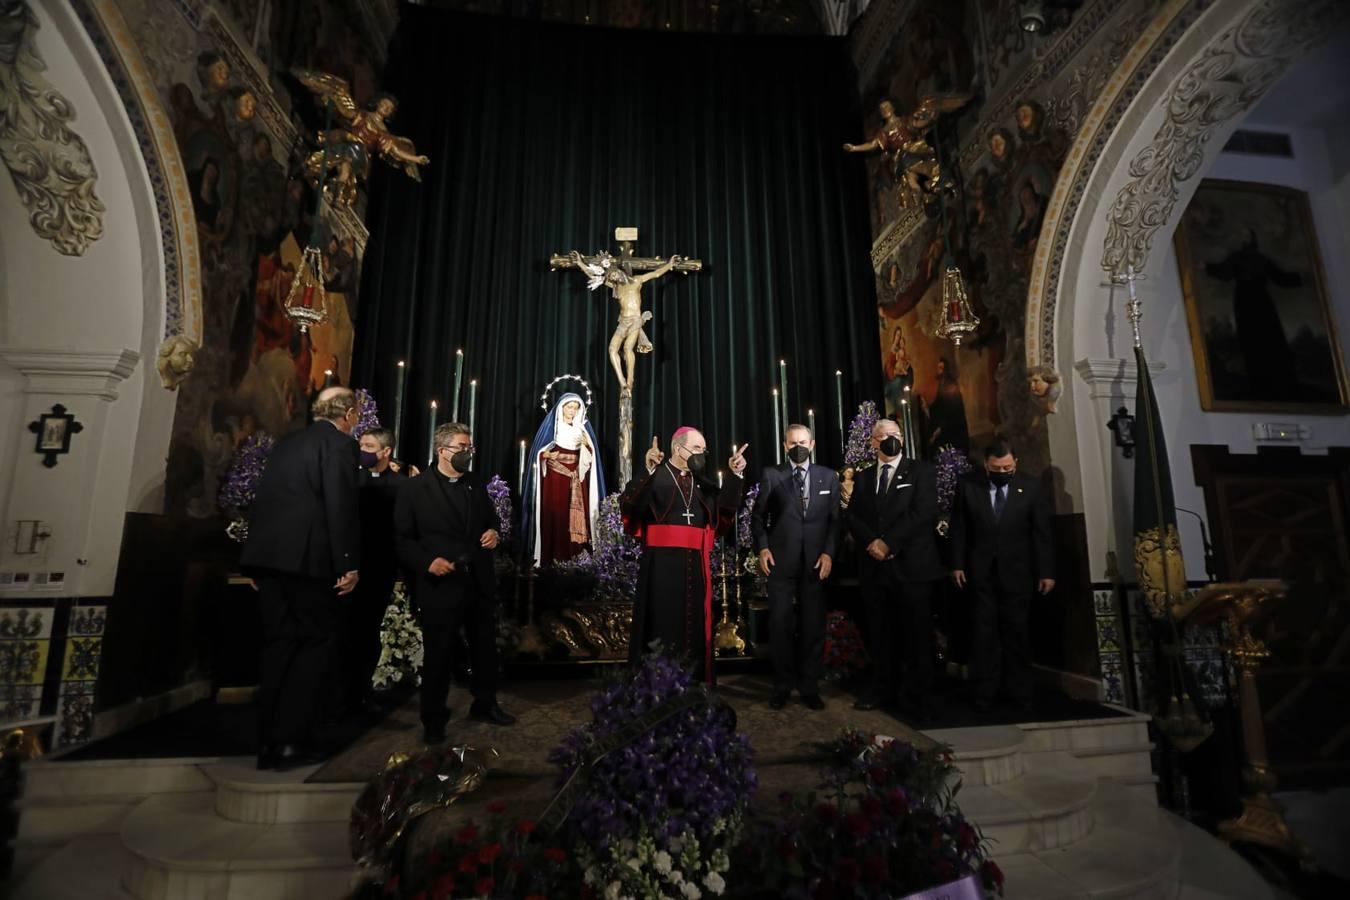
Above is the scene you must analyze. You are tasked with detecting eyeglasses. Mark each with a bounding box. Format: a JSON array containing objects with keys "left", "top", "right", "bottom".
[{"left": 442, "top": 444, "right": 473, "bottom": 453}]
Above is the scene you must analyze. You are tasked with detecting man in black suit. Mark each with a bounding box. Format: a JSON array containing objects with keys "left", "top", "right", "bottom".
[
  {"left": 752, "top": 424, "right": 840, "bottom": 710},
  {"left": 241, "top": 386, "right": 361, "bottom": 771},
  {"left": 394, "top": 422, "right": 515, "bottom": 743},
  {"left": 949, "top": 437, "right": 1055, "bottom": 713},
  {"left": 846, "top": 417, "right": 945, "bottom": 720},
  {"left": 339, "top": 427, "right": 407, "bottom": 712}
]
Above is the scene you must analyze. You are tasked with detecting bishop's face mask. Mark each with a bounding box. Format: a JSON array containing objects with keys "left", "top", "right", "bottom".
[{"left": 684, "top": 448, "right": 708, "bottom": 473}]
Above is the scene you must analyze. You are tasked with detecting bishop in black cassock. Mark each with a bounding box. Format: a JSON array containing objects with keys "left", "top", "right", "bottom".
[{"left": 621, "top": 429, "right": 747, "bottom": 683}]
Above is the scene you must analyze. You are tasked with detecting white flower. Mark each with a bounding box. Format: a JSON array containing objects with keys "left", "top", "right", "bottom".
[
  {"left": 680, "top": 882, "right": 702, "bottom": 900},
  {"left": 626, "top": 858, "right": 642, "bottom": 872},
  {"left": 584, "top": 868, "right": 599, "bottom": 885},
  {"left": 654, "top": 850, "right": 673, "bottom": 875},
  {"left": 702, "top": 872, "right": 726, "bottom": 895},
  {"left": 604, "top": 882, "right": 622, "bottom": 900}
]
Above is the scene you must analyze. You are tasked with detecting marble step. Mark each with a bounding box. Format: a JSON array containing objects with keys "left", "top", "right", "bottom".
[
  {"left": 119, "top": 792, "right": 357, "bottom": 900},
  {"left": 203, "top": 762, "right": 365, "bottom": 825},
  {"left": 926, "top": 725, "right": 1027, "bottom": 786},
  {"left": 1018, "top": 714, "right": 1152, "bottom": 756},
  {"left": 9, "top": 834, "right": 137, "bottom": 900},
  {"left": 21, "top": 756, "right": 226, "bottom": 799},
  {"left": 958, "top": 772, "right": 1097, "bottom": 854}
]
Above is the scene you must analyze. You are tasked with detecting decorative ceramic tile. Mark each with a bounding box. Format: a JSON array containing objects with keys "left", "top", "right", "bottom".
[
  {"left": 1095, "top": 616, "right": 1121, "bottom": 653},
  {"left": 54, "top": 680, "right": 96, "bottom": 747},
  {"left": 68, "top": 605, "right": 107, "bottom": 637},
  {"left": 0, "top": 607, "right": 53, "bottom": 640},
  {"left": 62, "top": 636, "right": 102, "bottom": 681},
  {"left": 1099, "top": 654, "right": 1125, "bottom": 705},
  {"left": 1093, "top": 589, "right": 1115, "bottom": 616},
  {"left": 0, "top": 640, "right": 50, "bottom": 685},
  {"left": 1183, "top": 649, "right": 1229, "bottom": 708}
]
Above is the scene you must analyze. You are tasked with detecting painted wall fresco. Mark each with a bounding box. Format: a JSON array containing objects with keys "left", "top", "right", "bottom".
[
  {"left": 112, "top": 0, "right": 382, "bottom": 517},
  {"left": 854, "top": 0, "right": 1160, "bottom": 473}
]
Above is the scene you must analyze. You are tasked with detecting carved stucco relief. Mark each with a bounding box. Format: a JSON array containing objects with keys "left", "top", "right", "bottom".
[
  {"left": 0, "top": 1, "right": 106, "bottom": 256},
  {"left": 1100, "top": 0, "right": 1349, "bottom": 278}
]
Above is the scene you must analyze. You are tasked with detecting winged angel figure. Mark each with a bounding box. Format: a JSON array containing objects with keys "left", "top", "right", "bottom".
[
  {"left": 292, "top": 69, "right": 429, "bottom": 208},
  {"left": 844, "top": 94, "right": 970, "bottom": 208}
]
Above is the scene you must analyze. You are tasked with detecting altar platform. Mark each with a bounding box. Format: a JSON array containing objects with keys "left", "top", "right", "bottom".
[{"left": 9, "top": 672, "right": 1282, "bottom": 900}]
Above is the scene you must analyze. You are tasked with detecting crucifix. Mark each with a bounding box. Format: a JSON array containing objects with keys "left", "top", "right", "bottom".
[{"left": 550, "top": 227, "right": 704, "bottom": 485}]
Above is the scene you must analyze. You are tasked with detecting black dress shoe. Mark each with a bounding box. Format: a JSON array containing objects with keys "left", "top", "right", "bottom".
[
  {"left": 423, "top": 725, "right": 447, "bottom": 744},
  {"left": 802, "top": 695, "right": 826, "bottom": 711},
  {"left": 273, "top": 744, "right": 325, "bottom": 773},
  {"left": 468, "top": 704, "right": 517, "bottom": 726},
  {"left": 769, "top": 691, "right": 789, "bottom": 710}
]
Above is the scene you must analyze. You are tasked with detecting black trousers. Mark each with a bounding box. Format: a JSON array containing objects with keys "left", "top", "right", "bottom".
[
  {"left": 970, "top": 577, "right": 1032, "bottom": 703},
  {"left": 340, "top": 568, "right": 395, "bottom": 705},
  {"left": 766, "top": 569, "right": 825, "bottom": 697},
  {"left": 256, "top": 572, "right": 337, "bottom": 747},
  {"left": 862, "top": 576, "right": 935, "bottom": 705},
  {"left": 417, "top": 592, "right": 499, "bottom": 730}
]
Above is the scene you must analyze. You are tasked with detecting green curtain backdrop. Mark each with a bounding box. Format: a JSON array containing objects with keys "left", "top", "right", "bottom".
[{"left": 354, "top": 6, "right": 880, "bottom": 483}]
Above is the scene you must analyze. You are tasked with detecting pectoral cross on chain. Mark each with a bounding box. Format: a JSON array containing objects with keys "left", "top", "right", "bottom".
[{"left": 681, "top": 508, "right": 696, "bottom": 525}]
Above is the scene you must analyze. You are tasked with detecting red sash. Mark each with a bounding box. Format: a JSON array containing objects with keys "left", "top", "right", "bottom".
[{"left": 644, "top": 523, "right": 716, "bottom": 681}]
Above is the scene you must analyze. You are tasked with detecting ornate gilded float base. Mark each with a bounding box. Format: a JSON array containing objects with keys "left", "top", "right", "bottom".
[
  {"left": 539, "top": 603, "right": 634, "bottom": 659},
  {"left": 714, "top": 618, "right": 746, "bottom": 656}
]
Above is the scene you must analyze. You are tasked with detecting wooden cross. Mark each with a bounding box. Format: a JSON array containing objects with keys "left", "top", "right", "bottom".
[{"left": 549, "top": 226, "right": 703, "bottom": 278}]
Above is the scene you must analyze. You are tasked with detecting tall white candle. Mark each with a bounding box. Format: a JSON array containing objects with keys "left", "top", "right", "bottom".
[
  {"left": 468, "top": 379, "right": 478, "bottom": 436},
  {"left": 518, "top": 440, "right": 526, "bottom": 488},
  {"left": 451, "top": 348, "right": 464, "bottom": 421},
  {"left": 392, "top": 360, "right": 406, "bottom": 458},
  {"left": 427, "top": 400, "right": 437, "bottom": 467},
  {"left": 834, "top": 370, "right": 844, "bottom": 458},
  {"left": 778, "top": 359, "right": 789, "bottom": 430},
  {"left": 808, "top": 408, "right": 816, "bottom": 461},
  {"left": 772, "top": 387, "right": 782, "bottom": 464}
]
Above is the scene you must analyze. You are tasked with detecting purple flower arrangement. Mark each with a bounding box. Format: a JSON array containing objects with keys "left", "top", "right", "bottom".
[
  {"left": 843, "top": 401, "right": 880, "bottom": 470},
  {"left": 552, "top": 494, "right": 642, "bottom": 603},
  {"left": 735, "top": 483, "right": 760, "bottom": 550},
  {"left": 547, "top": 652, "right": 756, "bottom": 854},
  {"left": 485, "top": 474, "right": 513, "bottom": 540},
  {"left": 219, "top": 433, "right": 275, "bottom": 513},
  {"left": 935, "top": 445, "right": 974, "bottom": 516},
  {"left": 353, "top": 388, "right": 381, "bottom": 436}
]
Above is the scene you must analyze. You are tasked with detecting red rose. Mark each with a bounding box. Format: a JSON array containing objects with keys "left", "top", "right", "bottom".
[
  {"left": 515, "top": 819, "right": 537, "bottom": 835},
  {"left": 845, "top": 812, "right": 872, "bottom": 838},
  {"left": 458, "top": 852, "right": 479, "bottom": 873},
  {"left": 487, "top": 800, "right": 508, "bottom": 814},
  {"left": 478, "top": 842, "right": 503, "bottom": 864},
  {"left": 869, "top": 766, "right": 891, "bottom": 785},
  {"left": 382, "top": 875, "right": 401, "bottom": 895},
  {"left": 862, "top": 854, "right": 889, "bottom": 885},
  {"left": 474, "top": 877, "right": 495, "bottom": 897},
  {"left": 544, "top": 847, "right": 567, "bottom": 863},
  {"left": 957, "top": 822, "right": 977, "bottom": 850},
  {"left": 885, "top": 788, "right": 908, "bottom": 814},
  {"left": 508, "top": 860, "right": 525, "bottom": 874},
  {"left": 815, "top": 802, "right": 839, "bottom": 824},
  {"left": 982, "top": 860, "right": 1005, "bottom": 888},
  {"left": 430, "top": 873, "right": 457, "bottom": 900},
  {"left": 456, "top": 824, "right": 480, "bottom": 845}
]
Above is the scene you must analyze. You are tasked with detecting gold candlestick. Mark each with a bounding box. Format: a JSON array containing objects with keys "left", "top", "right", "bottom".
[
  {"left": 714, "top": 541, "right": 745, "bottom": 655},
  {"left": 516, "top": 566, "right": 548, "bottom": 656}
]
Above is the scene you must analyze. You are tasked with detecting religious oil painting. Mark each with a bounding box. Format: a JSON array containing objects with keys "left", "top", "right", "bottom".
[{"left": 1175, "top": 180, "right": 1348, "bottom": 414}]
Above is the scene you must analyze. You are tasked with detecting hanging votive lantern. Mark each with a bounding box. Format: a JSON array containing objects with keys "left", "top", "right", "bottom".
[
  {"left": 937, "top": 266, "right": 979, "bottom": 346},
  {"left": 283, "top": 244, "right": 328, "bottom": 333}
]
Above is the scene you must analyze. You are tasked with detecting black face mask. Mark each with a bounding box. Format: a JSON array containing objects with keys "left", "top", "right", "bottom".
[
  {"left": 450, "top": 450, "right": 473, "bottom": 472},
  {"left": 359, "top": 450, "right": 380, "bottom": 469},
  {"left": 987, "top": 470, "right": 1012, "bottom": 487},
  {"left": 685, "top": 451, "right": 707, "bottom": 473},
  {"left": 787, "top": 445, "right": 811, "bottom": 464},
  {"left": 879, "top": 436, "right": 902, "bottom": 457}
]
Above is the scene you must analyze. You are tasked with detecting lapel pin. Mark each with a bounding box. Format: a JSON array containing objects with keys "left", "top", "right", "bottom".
[{"left": 1017, "top": 488, "right": 1023, "bottom": 494}]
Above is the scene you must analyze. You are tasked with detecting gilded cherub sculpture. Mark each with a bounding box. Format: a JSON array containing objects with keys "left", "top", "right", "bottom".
[
  {"left": 292, "top": 69, "right": 429, "bottom": 208},
  {"left": 844, "top": 95, "right": 970, "bottom": 208}
]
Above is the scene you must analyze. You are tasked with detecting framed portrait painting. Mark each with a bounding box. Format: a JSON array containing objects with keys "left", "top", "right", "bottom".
[{"left": 1174, "top": 179, "right": 1348, "bottom": 413}]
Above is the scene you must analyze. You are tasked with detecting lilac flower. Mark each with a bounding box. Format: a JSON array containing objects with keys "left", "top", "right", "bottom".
[
  {"left": 843, "top": 401, "right": 880, "bottom": 470},
  {"left": 354, "top": 388, "right": 381, "bottom": 436},
  {"left": 219, "top": 433, "right": 275, "bottom": 513},
  {"left": 934, "top": 446, "right": 973, "bottom": 515},
  {"left": 485, "top": 474, "right": 513, "bottom": 540},
  {"left": 553, "top": 494, "right": 642, "bottom": 601},
  {"left": 548, "top": 654, "right": 756, "bottom": 853}
]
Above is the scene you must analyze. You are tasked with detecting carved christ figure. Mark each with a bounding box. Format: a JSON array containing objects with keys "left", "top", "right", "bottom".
[{"left": 568, "top": 250, "right": 682, "bottom": 393}]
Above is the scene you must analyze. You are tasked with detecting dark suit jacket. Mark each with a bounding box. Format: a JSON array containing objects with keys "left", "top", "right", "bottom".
[
  {"left": 845, "top": 458, "right": 945, "bottom": 584},
  {"left": 948, "top": 471, "right": 1055, "bottom": 592},
  {"left": 751, "top": 463, "right": 840, "bottom": 578},
  {"left": 241, "top": 420, "right": 360, "bottom": 580},
  {"left": 358, "top": 468, "right": 407, "bottom": 581},
  {"left": 394, "top": 469, "right": 496, "bottom": 608}
]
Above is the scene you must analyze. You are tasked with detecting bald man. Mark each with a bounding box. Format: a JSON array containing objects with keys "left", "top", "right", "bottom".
[
  {"left": 242, "top": 386, "right": 361, "bottom": 771},
  {"left": 621, "top": 429, "right": 747, "bottom": 684}
]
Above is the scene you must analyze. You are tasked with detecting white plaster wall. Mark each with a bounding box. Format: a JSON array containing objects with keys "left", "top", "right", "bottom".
[{"left": 0, "top": 1, "right": 172, "bottom": 596}]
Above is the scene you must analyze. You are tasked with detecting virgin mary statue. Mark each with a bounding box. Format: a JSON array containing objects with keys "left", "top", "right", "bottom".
[{"left": 522, "top": 393, "right": 606, "bottom": 567}]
